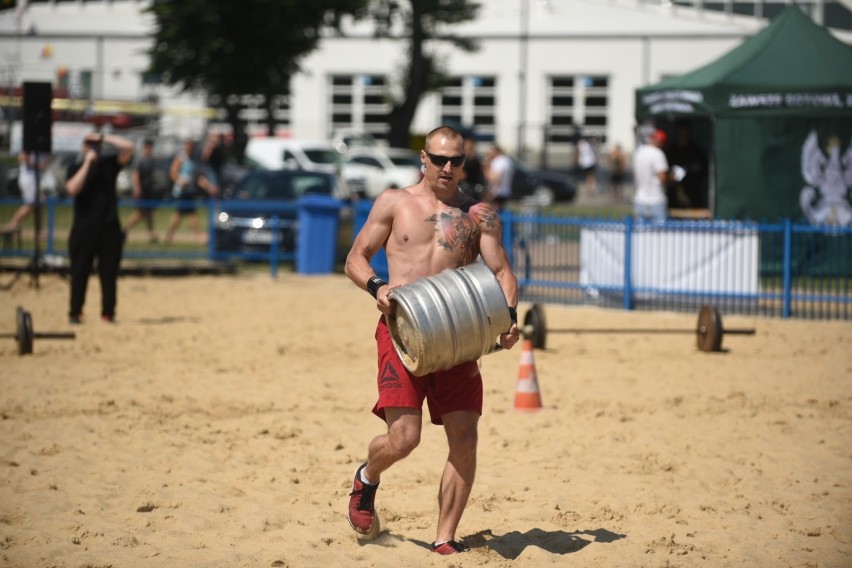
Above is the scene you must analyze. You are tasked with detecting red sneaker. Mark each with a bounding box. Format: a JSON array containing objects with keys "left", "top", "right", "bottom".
[
  {"left": 348, "top": 463, "right": 380, "bottom": 539},
  {"left": 431, "top": 540, "right": 470, "bottom": 555}
]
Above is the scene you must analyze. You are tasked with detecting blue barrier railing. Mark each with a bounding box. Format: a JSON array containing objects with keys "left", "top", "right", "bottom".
[
  {"left": 4, "top": 195, "right": 849, "bottom": 319},
  {"left": 504, "top": 210, "right": 852, "bottom": 320},
  {"left": 1, "top": 194, "right": 344, "bottom": 279}
]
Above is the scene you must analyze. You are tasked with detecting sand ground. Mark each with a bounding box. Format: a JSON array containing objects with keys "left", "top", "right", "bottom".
[{"left": 1, "top": 271, "right": 850, "bottom": 567}]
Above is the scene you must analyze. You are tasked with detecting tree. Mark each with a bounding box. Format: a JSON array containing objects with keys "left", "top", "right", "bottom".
[
  {"left": 368, "top": 0, "right": 481, "bottom": 148},
  {"left": 145, "top": 0, "right": 367, "bottom": 144}
]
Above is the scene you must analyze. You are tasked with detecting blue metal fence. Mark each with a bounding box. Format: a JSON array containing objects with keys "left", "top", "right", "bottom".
[
  {"left": 504, "top": 210, "right": 852, "bottom": 320},
  {"left": 4, "top": 196, "right": 850, "bottom": 319},
  {"left": 0, "top": 195, "right": 343, "bottom": 277}
]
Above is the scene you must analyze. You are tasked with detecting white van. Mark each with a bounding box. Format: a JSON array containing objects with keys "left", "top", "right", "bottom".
[
  {"left": 244, "top": 138, "right": 350, "bottom": 199},
  {"left": 245, "top": 138, "right": 339, "bottom": 171}
]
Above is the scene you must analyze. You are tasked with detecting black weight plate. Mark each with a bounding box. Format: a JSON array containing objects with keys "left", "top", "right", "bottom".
[
  {"left": 15, "top": 308, "right": 33, "bottom": 355},
  {"left": 16, "top": 306, "right": 26, "bottom": 355},
  {"left": 696, "top": 305, "right": 723, "bottom": 352},
  {"left": 523, "top": 303, "right": 547, "bottom": 350},
  {"left": 20, "top": 310, "right": 34, "bottom": 355}
]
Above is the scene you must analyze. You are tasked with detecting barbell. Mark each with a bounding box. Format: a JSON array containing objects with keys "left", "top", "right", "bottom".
[
  {"left": 1, "top": 306, "right": 76, "bottom": 355},
  {"left": 520, "top": 303, "right": 755, "bottom": 353}
]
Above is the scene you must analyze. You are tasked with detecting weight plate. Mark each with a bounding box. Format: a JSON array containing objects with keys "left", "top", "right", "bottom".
[
  {"left": 524, "top": 303, "right": 547, "bottom": 350},
  {"left": 15, "top": 306, "right": 26, "bottom": 355},
  {"left": 696, "top": 305, "right": 723, "bottom": 352},
  {"left": 18, "top": 310, "right": 33, "bottom": 355}
]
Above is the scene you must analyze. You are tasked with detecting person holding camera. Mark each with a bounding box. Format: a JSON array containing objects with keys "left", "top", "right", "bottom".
[{"left": 65, "top": 132, "right": 135, "bottom": 324}]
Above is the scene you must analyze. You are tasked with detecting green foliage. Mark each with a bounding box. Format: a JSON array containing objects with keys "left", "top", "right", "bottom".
[
  {"left": 365, "top": 0, "right": 481, "bottom": 147},
  {"left": 145, "top": 0, "right": 368, "bottom": 97},
  {"left": 370, "top": 0, "right": 479, "bottom": 52},
  {"left": 144, "top": 0, "right": 480, "bottom": 144}
]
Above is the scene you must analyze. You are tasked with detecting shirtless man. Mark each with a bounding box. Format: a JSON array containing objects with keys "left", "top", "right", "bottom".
[{"left": 344, "top": 126, "right": 521, "bottom": 555}]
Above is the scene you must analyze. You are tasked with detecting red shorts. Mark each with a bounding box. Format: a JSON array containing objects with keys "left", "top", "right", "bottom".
[{"left": 373, "top": 317, "right": 483, "bottom": 425}]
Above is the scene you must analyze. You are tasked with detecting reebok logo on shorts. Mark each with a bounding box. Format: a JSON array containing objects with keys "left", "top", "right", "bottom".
[{"left": 379, "top": 362, "right": 402, "bottom": 390}]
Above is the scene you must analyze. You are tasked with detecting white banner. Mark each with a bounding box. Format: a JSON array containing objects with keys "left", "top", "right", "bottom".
[{"left": 580, "top": 225, "right": 759, "bottom": 297}]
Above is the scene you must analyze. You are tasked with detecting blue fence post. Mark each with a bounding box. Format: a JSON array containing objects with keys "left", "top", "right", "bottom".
[
  {"left": 501, "top": 209, "right": 514, "bottom": 267},
  {"left": 623, "top": 215, "right": 634, "bottom": 311},
  {"left": 782, "top": 218, "right": 793, "bottom": 318},
  {"left": 207, "top": 199, "right": 217, "bottom": 261},
  {"left": 269, "top": 215, "right": 280, "bottom": 279},
  {"left": 46, "top": 194, "right": 55, "bottom": 256}
]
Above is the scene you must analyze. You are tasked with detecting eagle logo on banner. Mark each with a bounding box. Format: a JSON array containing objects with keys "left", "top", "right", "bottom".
[{"left": 800, "top": 130, "right": 852, "bottom": 227}]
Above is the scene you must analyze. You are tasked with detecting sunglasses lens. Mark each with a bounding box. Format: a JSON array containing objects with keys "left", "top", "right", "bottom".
[{"left": 427, "top": 153, "right": 464, "bottom": 167}]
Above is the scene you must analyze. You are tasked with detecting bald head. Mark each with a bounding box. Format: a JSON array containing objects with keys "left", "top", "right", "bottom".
[{"left": 425, "top": 126, "right": 464, "bottom": 153}]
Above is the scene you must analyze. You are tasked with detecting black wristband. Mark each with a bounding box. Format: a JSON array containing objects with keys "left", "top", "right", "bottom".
[
  {"left": 367, "top": 276, "right": 388, "bottom": 299},
  {"left": 508, "top": 306, "right": 517, "bottom": 324}
]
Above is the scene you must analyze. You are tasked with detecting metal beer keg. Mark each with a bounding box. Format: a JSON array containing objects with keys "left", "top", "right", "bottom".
[{"left": 386, "top": 262, "right": 512, "bottom": 376}]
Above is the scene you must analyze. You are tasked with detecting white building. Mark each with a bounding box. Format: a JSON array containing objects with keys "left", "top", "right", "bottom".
[{"left": 0, "top": 0, "right": 849, "bottom": 164}]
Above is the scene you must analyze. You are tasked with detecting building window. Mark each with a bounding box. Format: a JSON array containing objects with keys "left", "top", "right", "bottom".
[
  {"left": 440, "top": 76, "right": 497, "bottom": 139},
  {"left": 547, "top": 75, "right": 609, "bottom": 144},
  {"left": 328, "top": 74, "right": 390, "bottom": 141}
]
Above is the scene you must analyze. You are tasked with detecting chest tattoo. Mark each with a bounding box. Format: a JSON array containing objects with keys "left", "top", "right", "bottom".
[{"left": 426, "top": 208, "right": 483, "bottom": 265}]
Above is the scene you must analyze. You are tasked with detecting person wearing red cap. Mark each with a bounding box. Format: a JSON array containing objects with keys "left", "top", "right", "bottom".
[{"left": 633, "top": 128, "right": 671, "bottom": 222}]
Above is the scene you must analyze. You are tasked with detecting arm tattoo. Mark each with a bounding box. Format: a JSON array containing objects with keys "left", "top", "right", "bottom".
[{"left": 469, "top": 202, "right": 498, "bottom": 230}]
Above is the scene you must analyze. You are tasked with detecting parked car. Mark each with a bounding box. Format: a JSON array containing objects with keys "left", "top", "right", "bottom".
[
  {"left": 461, "top": 157, "right": 577, "bottom": 206},
  {"left": 214, "top": 168, "right": 338, "bottom": 257},
  {"left": 244, "top": 137, "right": 349, "bottom": 200},
  {"left": 342, "top": 146, "right": 423, "bottom": 199},
  {"left": 331, "top": 128, "right": 378, "bottom": 154},
  {"left": 511, "top": 158, "right": 577, "bottom": 205}
]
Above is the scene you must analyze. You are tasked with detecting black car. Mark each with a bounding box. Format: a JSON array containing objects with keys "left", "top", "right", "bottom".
[
  {"left": 214, "top": 169, "right": 338, "bottom": 257},
  {"left": 460, "top": 157, "right": 576, "bottom": 206},
  {"left": 510, "top": 158, "right": 577, "bottom": 205}
]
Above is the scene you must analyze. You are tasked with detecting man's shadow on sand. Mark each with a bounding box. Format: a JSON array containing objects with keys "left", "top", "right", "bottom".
[{"left": 374, "top": 527, "right": 626, "bottom": 558}]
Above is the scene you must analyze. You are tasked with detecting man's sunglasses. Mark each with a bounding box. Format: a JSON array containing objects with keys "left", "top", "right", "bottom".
[{"left": 425, "top": 152, "right": 465, "bottom": 168}]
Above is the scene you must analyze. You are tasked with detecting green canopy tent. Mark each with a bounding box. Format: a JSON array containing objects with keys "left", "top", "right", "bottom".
[{"left": 635, "top": 5, "right": 852, "bottom": 224}]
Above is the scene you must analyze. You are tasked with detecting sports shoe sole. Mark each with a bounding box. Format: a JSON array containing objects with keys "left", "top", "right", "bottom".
[{"left": 349, "top": 510, "right": 381, "bottom": 541}]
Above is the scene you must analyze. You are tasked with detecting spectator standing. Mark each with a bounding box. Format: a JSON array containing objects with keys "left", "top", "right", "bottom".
[
  {"left": 164, "top": 138, "right": 218, "bottom": 245},
  {"left": 2, "top": 151, "right": 49, "bottom": 232},
  {"left": 576, "top": 137, "right": 598, "bottom": 195},
  {"left": 632, "top": 129, "right": 670, "bottom": 222},
  {"left": 65, "top": 132, "right": 135, "bottom": 324},
  {"left": 202, "top": 131, "right": 228, "bottom": 189},
  {"left": 484, "top": 143, "right": 513, "bottom": 209},
  {"left": 665, "top": 119, "right": 709, "bottom": 209},
  {"left": 460, "top": 137, "right": 485, "bottom": 198},
  {"left": 608, "top": 143, "right": 627, "bottom": 203},
  {"left": 122, "top": 138, "right": 159, "bottom": 243}
]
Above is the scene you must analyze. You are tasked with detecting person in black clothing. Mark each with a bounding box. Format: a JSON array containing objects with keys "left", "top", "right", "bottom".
[
  {"left": 460, "top": 137, "right": 485, "bottom": 198},
  {"left": 202, "top": 131, "right": 228, "bottom": 189},
  {"left": 122, "top": 138, "right": 159, "bottom": 243},
  {"left": 65, "top": 132, "right": 135, "bottom": 324},
  {"left": 665, "top": 119, "right": 709, "bottom": 209}
]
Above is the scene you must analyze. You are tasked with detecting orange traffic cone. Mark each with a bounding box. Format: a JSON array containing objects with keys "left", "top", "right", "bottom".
[{"left": 514, "top": 338, "right": 542, "bottom": 411}]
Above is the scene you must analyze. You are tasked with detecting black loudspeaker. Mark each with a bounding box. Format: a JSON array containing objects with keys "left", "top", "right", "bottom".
[{"left": 23, "top": 82, "right": 52, "bottom": 153}]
